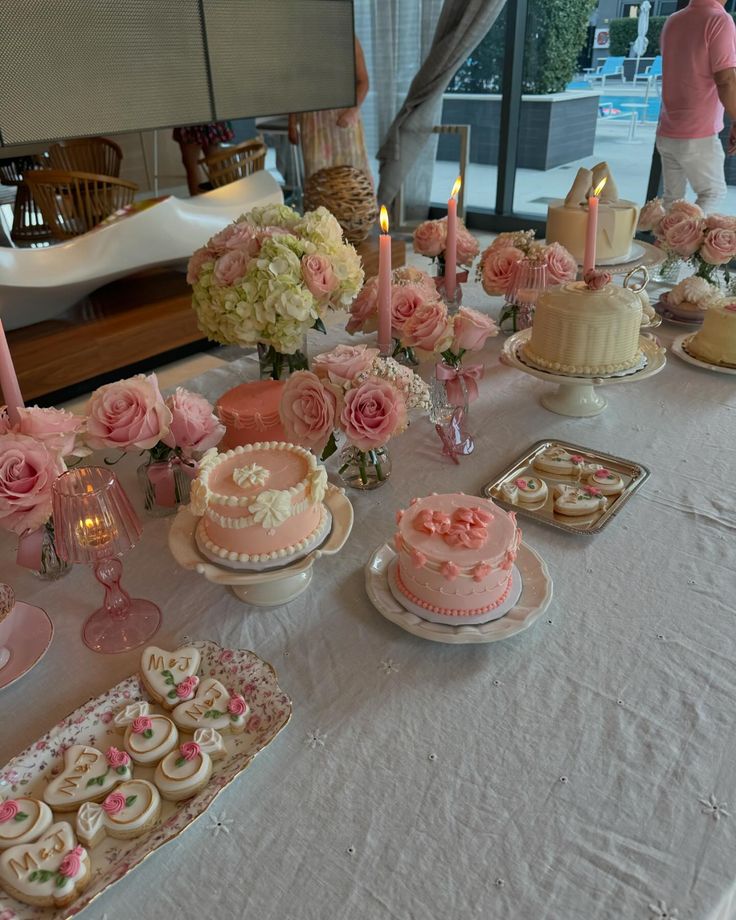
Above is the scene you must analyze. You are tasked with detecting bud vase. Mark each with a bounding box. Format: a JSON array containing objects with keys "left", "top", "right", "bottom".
[
  {"left": 338, "top": 446, "right": 392, "bottom": 490},
  {"left": 34, "top": 519, "right": 71, "bottom": 581},
  {"left": 257, "top": 335, "right": 309, "bottom": 380},
  {"left": 137, "top": 457, "right": 194, "bottom": 518},
  {"left": 435, "top": 256, "right": 462, "bottom": 314},
  {"left": 431, "top": 360, "right": 475, "bottom": 457}
]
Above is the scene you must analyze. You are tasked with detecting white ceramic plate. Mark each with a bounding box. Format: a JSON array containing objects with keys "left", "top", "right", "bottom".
[
  {"left": 0, "top": 601, "right": 54, "bottom": 692},
  {"left": 672, "top": 333, "right": 736, "bottom": 376},
  {"left": 366, "top": 543, "right": 553, "bottom": 645},
  {"left": 0, "top": 639, "right": 292, "bottom": 919}
]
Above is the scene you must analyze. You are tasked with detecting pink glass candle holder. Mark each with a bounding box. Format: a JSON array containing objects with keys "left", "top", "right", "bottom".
[
  {"left": 52, "top": 467, "right": 161, "bottom": 654},
  {"left": 500, "top": 259, "right": 548, "bottom": 333}
]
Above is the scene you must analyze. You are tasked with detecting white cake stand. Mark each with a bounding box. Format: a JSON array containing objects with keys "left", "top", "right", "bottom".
[
  {"left": 502, "top": 329, "right": 667, "bottom": 417},
  {"left": 168, "top": 485, "right": 354, "bottom": 607}
]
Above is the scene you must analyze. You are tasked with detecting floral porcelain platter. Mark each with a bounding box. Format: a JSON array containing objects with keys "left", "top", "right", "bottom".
[{"left": 0, "top": 639, "right": 291, "bottom": 919}]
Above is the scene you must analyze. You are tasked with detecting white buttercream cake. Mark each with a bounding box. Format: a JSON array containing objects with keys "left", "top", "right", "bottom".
[{"left": 687, "top": 301, "right": 736, "bottom": 366}]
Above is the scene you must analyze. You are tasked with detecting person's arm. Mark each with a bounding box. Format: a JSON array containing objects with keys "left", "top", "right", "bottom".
[
  {"left": 336, "top": 37, "right": 369, "bottom": 127},
  {"left": 714, "top": 68, "right": 736, "bottom": 153}
]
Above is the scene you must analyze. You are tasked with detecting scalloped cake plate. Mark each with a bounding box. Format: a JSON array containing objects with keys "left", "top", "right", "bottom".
[
  {"left": 672, "top": 333, "right": 736, "bottom": 376},
  {"left": 366, "top": 543, "right": 553, "bottom": 644},
  {"left": 0, "top": 639, "right": 292, "bottom": 919}
]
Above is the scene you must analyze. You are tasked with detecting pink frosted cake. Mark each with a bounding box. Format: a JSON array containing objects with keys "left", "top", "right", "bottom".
[
  {"left": 392, "top": 493, "right": 522, "bottom": 622},
  {"left": 191, "top": 442, "right": 330, "bottom": 569},
  {"left": 216, "top": 381, "right": 286, "bottom": 450}
]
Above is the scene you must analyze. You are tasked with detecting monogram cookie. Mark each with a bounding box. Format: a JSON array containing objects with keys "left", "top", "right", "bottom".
[
  {"left": 585, "top": 467, "right": 624, "bottom": 495},
  {"left": 171, "top": 678, "right": 248, "bottom": 734},
  {"left": 0, "top": 794, "right": 53, "bottom": 850},
  {"left": 140, "top": 645, "right": 201, "bottom": 709},
  {"left": 76, "top": 780, "right": 161, "bottom": 847},
  {"left": 501, "top": 476, "right": 548, "bottom": 505},
  {"left": 114, "top": 701, "right": 179, "bottom": 766},
  {"left": 532, "top": 447, "right": 587, "bottom": 477},
  {"left": 0, "top": 822, "right": 90, "bottom": 908},
  {"left": 553, "top": 484, "right": 608, "bottom": 517},
  {"left": 153, "top": 730, "right": 225, "bottom": 802},
  {"left": 43, "top": 745, "right": 133, "bottom": 812}
]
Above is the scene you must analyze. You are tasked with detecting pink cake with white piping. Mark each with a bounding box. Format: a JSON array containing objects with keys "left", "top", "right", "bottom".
[
  {"left": 393, "top": 493, "right": 521, "bottom": 618},
  {"left": 190, "top": 442, "right": 330, "bottom": 569}
]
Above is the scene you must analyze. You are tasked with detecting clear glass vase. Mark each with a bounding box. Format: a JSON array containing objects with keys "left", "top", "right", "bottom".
[
  {"left": 137, "top": 456, "right": 193, "bottom": 518},
  {"left": 34, "top": 519, "right": 71, "bottom": 581},
  {"left": 391, "top": 341, "right": 419, "bottom": 367},
  {"left": 431, "top": 360, "right": 475, "bottom": 458},
  {"left": 338, "top": 446, "right": 392, "bottom": 490},
  {"left": 499, "top": 258, "right": 547, "bottom": 334},
  {"left": 257, "top": 335, "right": 309, "bottom": 380},
  {"left": 435, "top": 256, "right": 463, "bottom": 314}
]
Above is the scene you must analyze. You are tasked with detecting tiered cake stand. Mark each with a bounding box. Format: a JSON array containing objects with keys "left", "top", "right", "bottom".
[
  {"left": 169, "top": 485, "right": 354, "bottom": 607},
  {"left": 502, "top": 329, "right": 666, "bottom": 417}
]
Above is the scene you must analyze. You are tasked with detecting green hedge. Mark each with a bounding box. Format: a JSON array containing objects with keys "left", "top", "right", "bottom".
[
  {"left": 609, "top": 16, "right": 667, "bottom": 57},
  {"left": 449, "top": 0, "right": 596, "bottom": 95}
]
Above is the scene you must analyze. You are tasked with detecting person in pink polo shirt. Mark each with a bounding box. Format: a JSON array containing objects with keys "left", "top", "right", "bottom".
[{"left": 657, "top": 0, "right": 736, "bottom": 212}]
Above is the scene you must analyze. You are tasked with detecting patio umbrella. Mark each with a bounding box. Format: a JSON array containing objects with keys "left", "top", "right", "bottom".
[{"left": 631, "top": 1, "right": 651, "bottom": 62}]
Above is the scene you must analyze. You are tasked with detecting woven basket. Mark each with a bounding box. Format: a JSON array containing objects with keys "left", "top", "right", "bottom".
[{"left": 303, "top": 166, "right": 377, "bottom": 244}]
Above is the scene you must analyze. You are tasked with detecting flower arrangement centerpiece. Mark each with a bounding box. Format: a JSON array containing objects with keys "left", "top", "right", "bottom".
[
  {"left": 187, "top": 204, "right": 364, "bottom": 379},
  {"left": 84, "top": 374, "right": 224, "bottom": 515},
  {"left": 279, "top": 344, "right": 430, "bottom": 489},
  {"left": 638, "top": 198, "right": 736, "bottom": 288},
  {"left": 413, "top": 216, "right": 480, "bottom": 278},
  {"left": 0, "top": 405, "right": 85, "bottom": 577},
  {"left": 478, "top": 232, "right": 577, "bottom": 296}
]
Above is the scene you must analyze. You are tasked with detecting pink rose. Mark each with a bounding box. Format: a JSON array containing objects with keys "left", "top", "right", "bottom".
[
  {"left": 0, "top": 409, "right": 10, "bottom": 435},
  {"left": 701, "top": 228, "right": 736, "bottom": 265},
  {"left": 705, "top": 213, "right": 736, "bottom": 231},
  {"left": 131, "top": 716, "right": 152, "bottom": 734},
  {"left": 638, "top": 198, "right": 666, "bottom": 233},
  {"left": 0, "top": 909, "right": 16, "bottom": 920},
  {"left": 340, "top": 378, "right": 407, "bottom": 450},
  {"left": 346, "top": 277, "right": 379, "bottom": 334},
  {"left": 583, "top": 485, "right": 602, "bottom": 497},
  {"left": 0, "top": 800, "right": 19, "bottom": 823},
  {"left": 668, "top": 200, "right": 704, "bottom": 220},
  {"left": 179, "top": 742, "right": 200, "bottom": 761},
  {"left": 415, "top": 510, "right": 452, "bottom": 535},
  {"left": 166, "top": 388, "right": 224, "bottom": 457},
  {"left": 402, "top": 301, "right": 453, "bottom": 352},
  {"left": 301, "top": 254, "right": 337, "bottom": 300},
  {"left": 583, "top": 269, "right": 612, "bottom": 291},
  {"left": 664, "top": 217, "right": 705, "bottom": 258},
  {"left": 186, "top": 246, "right": 215, "bottom": 285},
  {"left": 413, "top": 220, "right": 446, "bottom": 258},
  {"left": 480, "top": 246, "right": 525, "bottom": 294},
  {"left": 390, "top": 283, "right": 436, "bottom": 334},
  {"left": 176, "top": 675, "right": 199, "bottom": 699},
  {"left": 451, "top": 307, "right": 498, "bottom": 353},
  {"left": 16, "top": 407, "right": 82, "bottom": 459},
  {"left": 213, "top": 249, "right": 250, "bottom": 286},
  {"left": 228, "top": 694, "right": 247, "bottom": 716},
  {"left": 654, "top": 210, "right": 688, "bottom": 242},
  {"left": 473, "top": 562, "right": 491, "bottom": 582},
  {"left": 0, "top": 432, "right": 64, "bottom": 535},
  {"left": 456, "top": 223, "right": 480, "bottom": 266},
  {"left": 312, "top": 344, "right": 379, "bottom": 386},
  {"left": 102, "top": 792, "right": 127, "bottom": 815},
  {"left": 58, "top": 846, "right": 84, "bottom": 878},
  {"left": 543, "top": 242, "right": 577, "bottom": 285},
  {"left": 280, "top": 371, "right": 339, "bottom": 454},
  {"left": 209, "top": 221, "right": 257, "bottom": 255},
  {"left": 85, "top": 374, "right": 173, "bottom": 451},
  {"left": 444, "top": 523, "right": 487, "bottom": 549},
  {"left": 246, "top": 714, "right": 262, "bottom": 733},
  {"left": 105, "top": 747, "right": 130, "bottom": 768}
]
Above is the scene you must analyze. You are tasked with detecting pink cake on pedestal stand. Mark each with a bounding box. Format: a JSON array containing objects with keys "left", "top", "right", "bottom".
[
  {"left": 389, "top": 493, "right": 522, "bottom": 625},
  {"left": 216, "top": 381, "right": 287, "bottom": 450}
]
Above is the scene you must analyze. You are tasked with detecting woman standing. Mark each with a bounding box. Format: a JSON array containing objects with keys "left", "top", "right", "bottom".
[{"left": 172, "top": 121, "right": 235, "bottom": 196}]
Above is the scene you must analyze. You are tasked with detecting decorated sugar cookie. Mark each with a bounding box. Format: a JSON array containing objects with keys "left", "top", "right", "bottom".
[
  {"left": 553, "top": 484, "right": 608, "bottom": 517},
  {"left": 171, "top": 678, "right": 248, "bottom": 734},
  {"left": 532, "top": 447, "right": 587, "bottom": 478},
  {"left": 114, "top": 701, "right": 179, "bottom": 766},
  {"left": 501, "top": 476, "right": 548, "bottom": 505},
  {"left": 585, "top": 467, "right": 624, "bottom": 496},
  {"left": 140, "top": 645, "right": 202, "bottom": 709},
  {"left": 0, "top": 794, "right": 53, "bottom": 850},
  {"left": 75, "top": 780, "right": 161, "bottom": 847},
  {"left": 0, "top": 822, "right": 90, "bottom": 908},
  {"left": 153, "top": 731, "right": 224, "bottom": 801},
  {"left": 43, "top": 745, "right": 133, "bottom": 812}
]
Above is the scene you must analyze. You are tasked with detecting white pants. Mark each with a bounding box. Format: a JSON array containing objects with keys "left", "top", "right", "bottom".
[{"left": 655, "top": 134, "right": 727, "bottom": 213}]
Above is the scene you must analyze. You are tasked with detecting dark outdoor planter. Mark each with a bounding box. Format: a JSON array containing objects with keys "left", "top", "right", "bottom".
[{"left": 438, "top": 92, "right": 600, "bottom": 171}]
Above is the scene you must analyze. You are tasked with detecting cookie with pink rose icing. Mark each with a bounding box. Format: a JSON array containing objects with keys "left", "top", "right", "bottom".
[
  {"left": 0, "top": 793, "right": 53, "bottom": 850},
  {"left": 501, "top": 475, "right": 548, "bottom": 505},
  {"left": 0, "top": 822, "right": 90, "bottom": 907},
  {"left": 153, "top": 730, "right": 224, "bottom": 801},
  {"left": 532, "top": 447, "right": 587, "bottom": 477},
  {"left": 75, "top": 780, "right": 161, "bottom": 847},
  {"left": 392, "top": 493, "right": 521, "bottom": 621},
  {"left": 584, "top": 467, "right": 624, "bottom": 496},
  {"left": 553, "top": 484, "right": 608, "bottom": 516},
  {"left": 140, "top": 644, "right": 202, "bottom": 709},
  {"left": 114, "top": 701, "right": 179, "bottom": 765},
  {"left": 42, "top": 745, "right": 133, "bottom": 812},
  {"left": 171, "top": 678, "right": 249, "bottom": 734}
]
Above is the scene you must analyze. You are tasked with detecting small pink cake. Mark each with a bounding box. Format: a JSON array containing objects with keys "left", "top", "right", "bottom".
[
  {"left": 393, "top": 493, "right": 521, "bottom": 619},
  {"left": 216, "top": 381, "right": 286, "bottom": 450},
  {"left": 191, "top": 442, "right": 330, "bottom": 568}
]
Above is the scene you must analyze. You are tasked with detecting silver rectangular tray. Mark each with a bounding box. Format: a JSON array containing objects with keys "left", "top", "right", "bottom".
[{"left": 481, "top": 439, "right": 650, "bottom": 535}]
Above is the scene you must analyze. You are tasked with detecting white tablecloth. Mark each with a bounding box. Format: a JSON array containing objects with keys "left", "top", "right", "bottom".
[{"left": 1, "top": 282, "right": 735, "bottom": 920}]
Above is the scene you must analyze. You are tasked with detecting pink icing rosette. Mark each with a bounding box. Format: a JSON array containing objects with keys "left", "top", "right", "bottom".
[
  {"left": 58, "top": 846, "right": 84, "bottom": 878},
  {"left": 179, "top": 742, "right": 201, "bottom": 761},
  {"left": 444, "top": 523, "right": 488, "bottom": 550},
  {"left": 228, "top": 694, "right": 247, "bottom": 716},
  {"left": 583, "top": 485, "right": 602, "bottom": 497},
  {"left": 131, "top": 716, "right": 153, "bottom": 734},
  {"left": 441, "top": 561, "right": 459, "bottom": 580},
  {"left": 102, "top": 791, "right": 127, "bottom": 815},
  {"left": 175, "top": 675, "right": 199, "bottom": 699},
  {"left": 105, "top": 747, "right": 130, "bottom": 768},
  {"left": 0, "top": 800, "right": 19, "bottom": 823},
  {"left": 472, "top": 563, "right": 491, "bottom": 582},
  {"left": 583, "top": 269, "right": 612, "bottom": 291},
  {"left": 414, "top": 509, "right": 452, "bottom": 535}
]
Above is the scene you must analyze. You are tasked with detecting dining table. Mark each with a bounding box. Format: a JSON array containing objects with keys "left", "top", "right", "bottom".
[{"left": 1, "top": 273, "right": 735, "bottom": 920}]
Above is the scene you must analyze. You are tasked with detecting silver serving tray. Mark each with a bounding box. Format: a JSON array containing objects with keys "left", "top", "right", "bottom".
[{"left": 481, "top": 439, "right": 650, "bottom": 535}]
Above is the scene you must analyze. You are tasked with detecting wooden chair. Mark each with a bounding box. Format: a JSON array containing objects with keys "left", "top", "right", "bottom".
[
  {"left": 24, "top": 169, "right": 138, "bottom": 239},
  {"left": 45, "top": 137, "right": 123, "bottom": 177},
  {"left": 0, "top": 156, "right": 54, "bottom": 245},
  {"left": 201, "top": 139, "right": 267, "bottom": 188}
]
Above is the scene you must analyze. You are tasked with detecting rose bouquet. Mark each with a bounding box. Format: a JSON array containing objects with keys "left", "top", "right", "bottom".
[
  {"left": 477, "top": 232, "right": 577, "bottom": 295},
  {"left": 279, "top": 344, "right": 430, "bottom": 488},
  {"left": 638, "top": 198, "right": 736, "bottom": 286},
  {"left": 188, "top": 204, "right": 364, "bottom": 379},
  {"left": 84, "top": 374, "right": 224, "bottom": 514},
  {"left": 413, "top": 217, "right": 480, "bottom": 268}
]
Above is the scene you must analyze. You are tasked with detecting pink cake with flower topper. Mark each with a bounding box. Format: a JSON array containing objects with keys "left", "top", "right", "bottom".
[
  {"left": 216, "top": 380, "right": 287, "bottom": 450},
  {"left": 392, "top": 493, "right": 521, "bottom": 618},
  {"left": 190, "top": 442, "right": 330, "bottom": 568}
]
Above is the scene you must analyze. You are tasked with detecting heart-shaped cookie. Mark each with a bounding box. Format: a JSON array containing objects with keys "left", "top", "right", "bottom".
[
  {"left": 0, "top": 822, "right": 90, "bottom": 908},
  {"left": 140, "top": 645, "right": 202, "bottom": 709},
  {"left": 76, "top": 779, "right": 161, "bottom": 847},
  {"left": 114, "top": 701, "right": 179, "bottom": 766},
  {"left": 0, "top": 794, "right": 53, "bottom": 850},
  {"left": 43, "top": 744, "right": 133, "bottom": 812},
  {"left": 553, "top": 484, "right": 608, "bottom": 517},
  {"left": 171, "top": 678, "right": 248, "bottom": 734},
  {"left": 532, "top": 447, "right": 587, "bottom": 477},
  {"left": 585, "top": 467, "right": 624, "bottom": 495},
  {"left": 501, "top": 476, "right": 548, "bottom": 505},
  {"left": 153, "top": 730, "right": 224, "bottom": 802}
]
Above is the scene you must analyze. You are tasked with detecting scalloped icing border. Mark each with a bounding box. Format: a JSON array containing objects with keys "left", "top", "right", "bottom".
[
  {"left": 522, "top": 343, "right": 641, "bottom": 376},
  {"left": 395, "top": 564, "right": 513, "bottom": 616}
]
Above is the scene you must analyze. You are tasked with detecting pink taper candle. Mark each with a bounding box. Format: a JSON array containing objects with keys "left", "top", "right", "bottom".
[
  {"left": 377, "top": 205, "right": 392, "bottom": 356},
  {"left": 0, "top": 318, "right": 24, "bottom": 425},
  {"left": 583, "top": 177, "right": 607, "bottom": 276},
  {"left": 444, "top": 176, "right": 462, "bottom": 301}
]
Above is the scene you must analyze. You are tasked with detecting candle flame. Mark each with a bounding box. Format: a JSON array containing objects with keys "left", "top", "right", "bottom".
[
  {"left": 379, "top": 205, "right": 389, "bottom": 233},
  {"left": 451, "top": 176, "right": 462, "bottom": 199},
  {"left": 593, "top": 177, "right": 607, "bottom": 197}
]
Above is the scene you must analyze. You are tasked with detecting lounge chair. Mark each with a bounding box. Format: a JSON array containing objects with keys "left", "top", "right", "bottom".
[
  {"left": 633, "top": 55, "right": 662, "bottom": 95},
  {"left": 583, "top": 56, "right": 626, "bottom": 90}
]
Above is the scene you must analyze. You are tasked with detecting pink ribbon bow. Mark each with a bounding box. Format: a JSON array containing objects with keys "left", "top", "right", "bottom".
[
  {"left": 147, "top": 457, "right": 198, "bottom": 507},
  {"left": 435, "top": 363, "right": 484, "bottom": 406}
]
